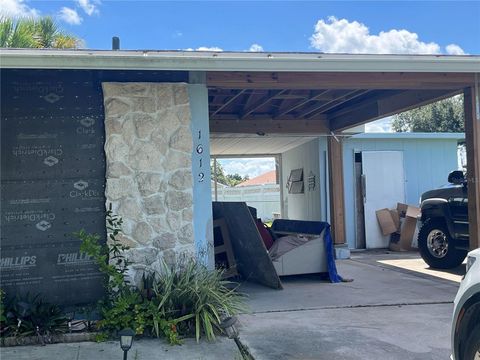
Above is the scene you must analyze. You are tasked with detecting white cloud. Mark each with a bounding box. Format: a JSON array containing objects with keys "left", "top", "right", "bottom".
[
  {"left": 248, "top": 43, "right": 264, "bottom": 52},
  {"left": 195, "top": 46, "right": 223, "bottom": 52},
  {"left": 77, "top": 0, "right": 99, "bottom": 16},
  {"left": 220, "top": 158, "right": 276, "bottom": 178},
  {"left": 58, "top": 7, "right": 82, "bottom": 25},
  {"left": 184, "top": 46, "right": 223, "bottom": 52},
  {"left": 0, "top": 0, "right": 39, "bottom": 18},
  {"left": 310, "top": 16, "right": 454, "bottom": 54},
  {"left": 365, "top": 116, "right": 393, "bottom": 133},
  {"left": 446, "top": 44, "right": 466, "bottom": 55}
]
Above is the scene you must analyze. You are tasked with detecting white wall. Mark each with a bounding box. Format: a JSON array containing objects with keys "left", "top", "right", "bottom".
[
  {"left": 213, "top": 184, "right": 281, "bottom": 221},
  {"left": 343, "top": 135, "right": 462, "bottom": 249},
  {"left": 280, "top": 138, "right": 325, "bottom": 221}
]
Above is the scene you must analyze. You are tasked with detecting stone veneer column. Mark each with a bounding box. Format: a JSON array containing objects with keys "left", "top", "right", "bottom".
[{"left": 102, "top": 82, "right": 195, "bottom": 283}]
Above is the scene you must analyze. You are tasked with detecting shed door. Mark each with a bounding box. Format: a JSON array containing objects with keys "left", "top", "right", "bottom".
[{"left": 362, "top": 151, "right": 405, "bottom": 249}]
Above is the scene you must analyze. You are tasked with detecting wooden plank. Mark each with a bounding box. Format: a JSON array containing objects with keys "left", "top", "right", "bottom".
[
  {"left": 464, "top": 86, "right": 480, "bottom": 249},
  {"left": 207, "top": 72, "right": 475, "bottom": 90},
  {"left": 212, "top": 202, "right": 282, "bottom": 289},
  {"left": 273, "top": 90, "right": 330, "bottom": 118},
  {"left": 241, "top": 90, "right": 287, "bottom": 119},
  {"left": 211, "top": 89, "right": 247, "bottom": 116},
  {"left": 305, "top": 89, "right": 371, "bottom": 118},
  {"left": 210, "top": 118, "right": 329, "bottom": 134},
  {"left": 327, "top": 136, "right": 346, "bottom": 245},
  {"left": 329, "top": 89, "right": 459, "bottom": 131},
  {"left": 213, "top": 218, "right": 238, "bottom": 279},
  {"left": 298, "top": 89, "right": 367, "bottom": 118}
]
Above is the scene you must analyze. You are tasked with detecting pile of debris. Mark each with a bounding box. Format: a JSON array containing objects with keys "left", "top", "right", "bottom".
[{"left": 376, "top": 203, "right": 421, "bottom": 251}]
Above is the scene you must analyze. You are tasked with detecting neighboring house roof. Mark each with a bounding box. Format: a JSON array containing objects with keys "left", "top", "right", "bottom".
[
  {"left": 237, "top": 170, "right": 276, "bottom": 187},
  {"left": 1, "top": 49, "right": 479, "bottom": 73}
]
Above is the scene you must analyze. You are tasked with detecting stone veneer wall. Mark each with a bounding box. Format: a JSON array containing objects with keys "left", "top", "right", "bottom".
[{"left": 102, "top": 82, "right": 195, "bottom": 283}]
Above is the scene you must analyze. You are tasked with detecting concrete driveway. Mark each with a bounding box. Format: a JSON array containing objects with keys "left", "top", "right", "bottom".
[
  {"left": 0, "top": 251, "right": 463, "bottom": 360},
  {"left": 238, "top": 250, "right": 463, "bottom": 360}
]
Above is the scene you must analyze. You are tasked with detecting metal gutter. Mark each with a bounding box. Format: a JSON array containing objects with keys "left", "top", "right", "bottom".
[{"left": 1, "top": 49, "right": 479, "bottom": 73}]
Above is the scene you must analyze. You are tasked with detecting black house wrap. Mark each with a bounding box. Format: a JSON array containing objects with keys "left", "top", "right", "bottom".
[{"left": 0, "top": 69, "right": 108, "bottom": 306}]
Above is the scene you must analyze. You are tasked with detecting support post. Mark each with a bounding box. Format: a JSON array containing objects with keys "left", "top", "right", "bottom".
[
  {"left": 464, "top": 85, "right": 480, "bottom": 250},
  {"left": 327, "top": 135, "right": 347, "bottom": 245}
]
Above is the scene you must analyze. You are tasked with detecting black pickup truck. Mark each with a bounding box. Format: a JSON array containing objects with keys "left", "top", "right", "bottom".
[{"left": 418, "top": 170, "right": 470, "bottom": 269}]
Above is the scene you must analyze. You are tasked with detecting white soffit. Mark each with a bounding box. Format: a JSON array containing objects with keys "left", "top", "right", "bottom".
[{"left": 210, "top": 133, "right": 318, "bottom": 156}]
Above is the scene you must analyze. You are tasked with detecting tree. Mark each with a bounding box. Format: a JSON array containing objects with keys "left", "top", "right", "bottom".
[
  {"left": 392, "top": 96, "right": 464, "bottom": 133},
  {"left": 226, "top": 173, "right": 249, "bottom": 187},
  {"left": 210, "top": 160, "right": 249, "bottom": 186},
  {"left": 0, "top": 17, "right": 80, "bottom": 49},
  {"left": 210, "top": 160, "right": 229, "bottom": 186}
]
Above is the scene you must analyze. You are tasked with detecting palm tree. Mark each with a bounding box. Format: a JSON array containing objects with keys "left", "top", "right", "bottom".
[{"left": 0, "top": 16, "right": 80, "bottom": 48}]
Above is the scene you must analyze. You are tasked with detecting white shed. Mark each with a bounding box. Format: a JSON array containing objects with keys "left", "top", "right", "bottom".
[{"left": 280, "top": 132, "right": 464, "bottom": 249}]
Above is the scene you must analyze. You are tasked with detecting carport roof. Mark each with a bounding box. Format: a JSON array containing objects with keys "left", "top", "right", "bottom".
[{"left": 2, "top": 49, "right": 479, "bottom": 134}]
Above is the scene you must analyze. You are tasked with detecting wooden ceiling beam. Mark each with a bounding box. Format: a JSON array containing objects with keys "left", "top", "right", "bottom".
[
  {"left": 329, "top": 89, "right": 461, "bottom": 132},
  {"left": 297, "top": 89, "right": 365, "bottom": 118},
  {"left": 207, "top": 72, "right": 474, "bottom": 90},
  {"left": 273, "top": 89, "right": 331, "bottom": 118},
  {"left": 210, "top": 118, "right": 329, "bottom": 134},
  {"left": 304, "top": 89, "right": 371, "bottom": 118},
  {"left": 241, "top": 89, "right": 287, "bottom": 119},
  {"left": 211, "top": 89, "right": 247, "bottom": 116}
]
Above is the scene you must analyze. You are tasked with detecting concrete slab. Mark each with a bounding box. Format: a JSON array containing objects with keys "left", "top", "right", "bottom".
[
  {"left": 0, "top": 338, "right": 240, "bottom": 360},
  {"left": 236, "top": 251, "right": 460, "bottom": 359},
  {"left": 239, "top": 303, "right": 452, "bottom": 360},
  {"left": 240, "top": 254, "right": 460, "bottom": 313}
]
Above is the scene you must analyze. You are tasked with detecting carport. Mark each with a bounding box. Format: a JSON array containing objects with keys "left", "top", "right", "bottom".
[{"left": 203, "top": 54, "right": 480, "bottom": 251}]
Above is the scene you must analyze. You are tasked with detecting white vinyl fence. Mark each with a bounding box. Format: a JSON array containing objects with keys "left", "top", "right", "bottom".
[{"left": 212, "top": 184, "right": 281, "bottom": 221}]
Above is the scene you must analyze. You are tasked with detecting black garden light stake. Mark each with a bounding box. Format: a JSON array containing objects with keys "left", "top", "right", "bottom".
[
  {"left": 219, "top": 317, "right": 253, "bottom": 360},
  {"left": 118, "top": 328, "right": 135, "bottom": 360}
]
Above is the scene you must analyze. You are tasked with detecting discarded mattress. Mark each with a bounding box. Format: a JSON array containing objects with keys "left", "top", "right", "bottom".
[{"left": 270, "top": 219, "right": 343, "bottom": 283}]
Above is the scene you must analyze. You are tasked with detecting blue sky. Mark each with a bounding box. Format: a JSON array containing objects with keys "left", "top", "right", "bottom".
[
  {"left": 2, "top": 0, "right": 478, "bottom": 176},
  {"left": 2, "top": 1, "right": 479, "bottom": 54}
]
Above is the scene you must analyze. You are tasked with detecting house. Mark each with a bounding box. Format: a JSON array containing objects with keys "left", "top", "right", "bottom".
[
  {"left": 1, "top": 49, "right": 479, "bottom": 305},
  {"left": 236, "top": 170, "right": 277, "bottom": 187}
]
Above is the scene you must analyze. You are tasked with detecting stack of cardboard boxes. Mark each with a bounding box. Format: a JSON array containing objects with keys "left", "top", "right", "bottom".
[{"left": 375, "top": 203, "right": 421, "bottom": 251}]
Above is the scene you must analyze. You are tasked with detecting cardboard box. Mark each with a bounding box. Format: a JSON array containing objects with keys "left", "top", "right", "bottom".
[
  {"left": 376, "top": 208, "right": 397, "bottom": 236},
  {"left": 389, "top": 209, "right": 401, "bottom": 232},
  {"left": 397, "top": 203, "right": 408, "bottom": 218},
  {"left": 398, "top": 205, "right": 421, "bottom": 251}
]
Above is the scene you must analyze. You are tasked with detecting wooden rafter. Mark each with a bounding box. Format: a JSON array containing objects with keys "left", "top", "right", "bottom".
[
  {"left": 304, "top": 89, "right": 371, "bottom": 118},
  {"left": 273, "top": 90, "right": 330, "bottom": 119},
  {"left": 296, "top": 90, "right": 361, "bottom": 118},
  {"left": 211, "top": 89, "right": 247, "bottom": 116},
  {"left": 241, "top": 89, "right": 287, "bottom": 119}
]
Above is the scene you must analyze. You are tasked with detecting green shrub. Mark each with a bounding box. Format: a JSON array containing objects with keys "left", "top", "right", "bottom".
[
  {"left": 76, "top": 205, "right": 246, "bottom": 344},
  {"left": 0, "top": 293, "right": 68, "bottom": 340},
  {"left": 153, "top": 258, "right": 246, "bottom": 342}
]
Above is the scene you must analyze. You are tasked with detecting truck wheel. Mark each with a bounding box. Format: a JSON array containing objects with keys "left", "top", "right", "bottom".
[
  {"left": 464, "top": 324, "right": 480, "bottom": 360},
  {"left": 417, "top": 218, "right": 467, "bottom": 269}
]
